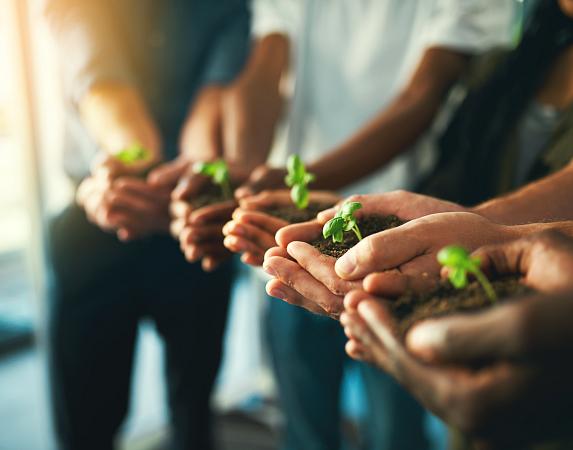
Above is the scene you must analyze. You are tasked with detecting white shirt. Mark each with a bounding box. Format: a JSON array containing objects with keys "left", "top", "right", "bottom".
[{"left": 253, "top": 0, "right": 515, "bottom": 195}]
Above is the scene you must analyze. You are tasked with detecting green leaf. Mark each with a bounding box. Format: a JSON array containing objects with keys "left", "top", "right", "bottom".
[
  {"left": 333, "top": 229, "right": 344, "bottom": 243},
  {"left": 343, "top": 218, "right": 357, "bottom": 232},
  {"left": 193, "top": 161, "right": 211, "bottom": 176},
  {"left": 437, "top": 245, "right": 470, "bottom": 268},
  {"left": 291, "top": 184, "right": 309, "bottom": 209},
  {"left": 115, "top": 143, "right": 150, "bottom": 164},
  {"left": 287, "top": 155, "right": 305, "bottom": 182},
  {"left": 448, "top": 267, "right": 468, "bottom": 289},
  {"left": 323, "top": 216, "right": 344, "bottom": 239},
  {"left": 340, "top": 201, "right": 362, "bottom": 219}
]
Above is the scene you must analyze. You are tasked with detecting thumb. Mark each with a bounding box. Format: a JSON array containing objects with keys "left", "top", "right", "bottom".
[
  {"left": 172, "top": 172, "right": 208, "bottom": 200},
  {"left": 147, "top": 158, "right": 189, "bottom": 187},
  {"left": 334, "top": 226, "right": 424, "bottom": 280},
  {"left": 405, "top": 301, "right": 528, "bottom": 364}
]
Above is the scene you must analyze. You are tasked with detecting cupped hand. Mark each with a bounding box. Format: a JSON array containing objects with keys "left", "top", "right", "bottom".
[
  {"left": 335, "top": 212, "right": 518, "bottom": 297},
  {"left": 406, "top": 231, "right": 573, "bottom": 365},
  {"left": 224, "top": 190, "right": 339, "bottom": 266},
  {"left": 316, "top": 190, "right": 466, "bottom": 224},
  {"left": 77, "top": 161, "right": 171, "bottom": 241},
  {"left": 340, "top": 291, "right": 573, "bottom": 446},
  {"left": 234, "top": 164, "right": 288, "bottom": 199}
]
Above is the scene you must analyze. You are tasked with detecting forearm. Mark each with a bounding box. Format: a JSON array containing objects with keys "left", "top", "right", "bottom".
[
  {"left": 42, "top": 0, "right": 132, "bottom": 103},
  {"left": 308, "top": 48, "right": 469, "bottom": 190},
  {"left": 243, "top": 33, "right": 289, "bottom": 88},
  {"left": 473, "top": 162, "right": 573, "bottom": 225}
]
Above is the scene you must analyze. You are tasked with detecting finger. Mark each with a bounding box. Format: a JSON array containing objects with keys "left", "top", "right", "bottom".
[
  {"left": 170, "top": 218, "right": 186, "bottom": 239},
  {"left": 223, "top": 221, "right": 277, "bottom": 251},
  {"left": 345, "top": 339, "right": 369, "bottom": 362},
  {"left": 344, "top": 289, "right": 376, "bottom": 314},
  {"left": 189, "top": 200, "right": 237, "bottom": 225},
  {"left": 335, "top": 225, "right": 425, "bottom": 280},
  {"left": 223, "top": 235, "right": 266, "bottom": 258},
  {"left": 405, "top": 300, "right": 528, "bottom": 364},
  {"left": 275, "top": 221, "right": 323, "bottom": 248},
  {"left": 232, "top": 209, "right": 289, "bottom": 234},
  {"left": 363, "top": 269, "right": 438, "bottom": 298},
  {"left": 357, "top": 299, "right": 401, "bottom": 354},
  {"left": 265, "top": 279, "right": 326, "bottom": 316},
  {"left": 263, "top": 256, "right": 344, "bottom": 318},
  {"left": 147, "top": 158, "right": 189, "bottom": 187},
  {"left": 240, "top": 252, "right": 263, "bottom": 266},
  {"left": 170, "top": 200, "right": 193, "bottom": 221},
  {"left": 235, "top": 167, "right": 285, "bottom": 199},
  {"left": 238, "top": 190, "right": 291, "bottom": 209},
  {"left": 104, "top": 189, "right": 158, "bottom": 214},
  {"left": 202, "top": 252, "right": 231, "bottom": 272},
  {"left": 287, "top": 241, "right": 361, "bottom": 296},
  {"left": 183, "top": 241, "right": 227, "bottom": 263},
  {"left": 172, "top": 173, "right": 209, "bottom": 200},
  {"left": 264, "top": 246, "right": 292, "bottom": 261},
  {"left": 114, "top": 177, "right": 170, "bottom": 200},
  {"left": 179, "top": 224, "right": 224, "bottom": 245}
]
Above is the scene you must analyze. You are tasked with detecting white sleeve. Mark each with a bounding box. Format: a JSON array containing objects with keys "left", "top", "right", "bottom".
[
  {"left": 423, "top": 0, "right": 515, "bottom": 52},
  {"left": 250, "top": 0, "right": 303, "bottom": 38}
]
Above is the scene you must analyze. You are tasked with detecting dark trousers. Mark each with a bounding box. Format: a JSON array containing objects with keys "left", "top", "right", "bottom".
[
  {"left": 46, "top": 205, "right": 233, "bottom": 450},
  {"left": 267, "top": 298, "right": 429, "bottom": 450}
]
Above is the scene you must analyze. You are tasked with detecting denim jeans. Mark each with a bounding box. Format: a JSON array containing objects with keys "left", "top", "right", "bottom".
[{"left": 46, "top": 205, "right": 233, "bottom": 450}]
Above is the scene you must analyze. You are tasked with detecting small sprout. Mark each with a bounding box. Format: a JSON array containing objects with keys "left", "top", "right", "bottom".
[
  {"left": 437, "top": 245, "right": 497, "bottom": 302},
  {"left": 193, "top": 160, "right": 232, "bottom": 199},
  {"left": 285, "top": 155, "right": 315, "bottom": 209},
  {"left": 322, "top": 201, "right": 363, "bottom": 243},
  {"left": 115, "top": 143, "right": 150, "bottom": 164}
]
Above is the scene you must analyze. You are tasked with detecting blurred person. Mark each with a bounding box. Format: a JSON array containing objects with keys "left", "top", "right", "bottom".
[
  {"left": 183, "top": 1, "right": 515, "bottom": 449},
  {"left": 341, "top": 230, "right": 573, "bottom": 449},
  {"left": 41, "top": 1, "right": 250, "bottom": 449},
  {"left": 263, "top": 0, "right": 573, "bottom": 317}
]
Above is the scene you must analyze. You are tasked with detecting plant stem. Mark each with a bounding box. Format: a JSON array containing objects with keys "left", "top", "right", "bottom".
[
  {"left": 221, "top": 180, "right": 232, "bottom": 200},
  {"left": 352, "top": 225, "right": 363, "bottom": 241},
  {"left": 472, "top": 269, "right": 497, "bottom": 302}
]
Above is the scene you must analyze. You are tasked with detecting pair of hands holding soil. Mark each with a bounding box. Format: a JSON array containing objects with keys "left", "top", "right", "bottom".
[{"left": 341, "top": 231, "right": 573, "bottom": 447}]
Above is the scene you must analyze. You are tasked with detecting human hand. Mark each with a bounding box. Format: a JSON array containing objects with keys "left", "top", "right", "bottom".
[
  {"left": 77, "top": 154, "right": 171, "bottom": 241},
  {"left": 79, "top": 82, "right": 162, "bottom": 176},
  {"left": 406, "top": 231, "right": 573, "bottom": 364},
  {"left": 316, "top": 190, "right": 465, "bottom": 224},
  {"left": 336, "top": 212, "right": 518, "bottom": 297},
  {"left": 224, "top": 190, "right": 339, "bottom": 266},
  {"left": 340, "top": 290, "right": 573, "bottom": 446},
  {"left": 170, "top": 196, "right": 236, "bottom": 272}
]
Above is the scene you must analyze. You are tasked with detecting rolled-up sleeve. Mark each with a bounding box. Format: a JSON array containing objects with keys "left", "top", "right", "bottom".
[
  {"left": 42, "top": 0, "right": 134, "bottom": 104},
  {"left": 423, "top": 0, "right": 515, "bottom": 52},
  {"left": 251, "top": 0, "right": 302, "bottom": 38}
]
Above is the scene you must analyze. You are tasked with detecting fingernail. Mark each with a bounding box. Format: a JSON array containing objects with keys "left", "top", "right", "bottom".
[
  {"left": 269, "top": 288, "right": 286, "bottom": 300},
  {"left": 263, "top": 265, "right": 277, "bottom": 277},
  {"left": 336, "top": 251, "right": 356, "bottom": 277},
  {"left": 231, "top": 224, "right": 244, "bottom": 236},
  {"left": 406, "top": 322, "right": 446, "bottom": 353}
]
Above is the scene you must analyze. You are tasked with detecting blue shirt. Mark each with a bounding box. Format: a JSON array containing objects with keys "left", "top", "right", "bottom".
[{"left": 43, "top": 0, "right": 251, "bottom": 180}]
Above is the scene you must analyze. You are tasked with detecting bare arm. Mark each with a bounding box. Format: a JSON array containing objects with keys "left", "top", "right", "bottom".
[
  {"left": 307, "top": 47, "right": 470, "bottom": 190},
  {"left": 473, "top": 161, "right": 573, "bottom": 225}
]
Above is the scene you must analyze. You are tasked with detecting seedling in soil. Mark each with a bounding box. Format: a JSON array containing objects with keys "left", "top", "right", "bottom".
[
  {"left": 437, "top": 245, "right": 497, "bottom": 302},
  {"left": 284, "top": 155, "right": 315, "bottom": 209},
  {"left": 115, "top": 143, "right": 150, "bottom": 164},
  {"left": 322, "top": 201, "right": 363, "bottom": 243},
  {"left": 193, "top": 160, "right": 232, "bottom": 199}
]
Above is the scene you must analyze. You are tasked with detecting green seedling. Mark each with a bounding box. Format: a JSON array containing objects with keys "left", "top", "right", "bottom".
[
  {"left": 322, "top": 201, "right": 363, "bottom": 243},
  {"left": 193, "top": 159, "right": 232, "bottom": 199},
  {"left": 437, "top": 245, "right": 497, "bottom": 302},
  {"left": 285, "top": 155, "right": 315, "bottom": 209},
  {"left": 115, "top": 143, "right": 150, "bottom": 164}
]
